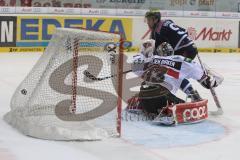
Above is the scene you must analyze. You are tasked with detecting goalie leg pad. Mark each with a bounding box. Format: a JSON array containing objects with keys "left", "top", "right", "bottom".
[
  {"left": 173, "top": 99, "right": 208, "bottom": 124},
  {"left": 138, "top": 83, "right": 170, "bottom": 99},
  {"left": 126, "top": 95, "right": 143, "bottom": 113},
  {"left": 140, "top": 95, "right": 168, "bottom": 115},
  {"left": 126, "top": 84, "right": 170, "bottom": 115},
  {"left": 153, "top": 99, "right": 208, "bottom": 125},
  {"left": 138, "top": 83, "right": 185, "bottom": 115}
]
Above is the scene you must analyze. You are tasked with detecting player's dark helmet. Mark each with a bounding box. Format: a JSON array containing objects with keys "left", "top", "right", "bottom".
[
  {"left": 145, "top": 11, "right": 161, "bottom": 22},
  {"left": 156, "top": 42, "right": 174, "bottom": 56}
]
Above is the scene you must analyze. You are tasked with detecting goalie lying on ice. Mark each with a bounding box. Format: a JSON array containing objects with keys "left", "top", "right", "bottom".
[{"left": 127, "top": 41, "right": 223, "bottom": 125}]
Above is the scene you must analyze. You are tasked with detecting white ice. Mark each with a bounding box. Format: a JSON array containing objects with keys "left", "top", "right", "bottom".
[{"left": 0, "top": 52, "right": 240, "bottom": 160}]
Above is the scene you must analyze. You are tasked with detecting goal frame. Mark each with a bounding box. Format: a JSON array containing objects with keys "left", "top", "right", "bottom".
[{"left": 4, "top": 28, "right": 124, "bottom": 140}]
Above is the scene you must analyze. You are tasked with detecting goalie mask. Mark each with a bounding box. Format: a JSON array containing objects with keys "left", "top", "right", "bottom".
[{"left": 156, "top": 42, "right": 174, "bottom": 56}]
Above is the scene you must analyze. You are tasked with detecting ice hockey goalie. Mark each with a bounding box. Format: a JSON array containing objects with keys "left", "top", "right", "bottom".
[{"left": 126, "top": 41, "right": 222, "bottom": 125}]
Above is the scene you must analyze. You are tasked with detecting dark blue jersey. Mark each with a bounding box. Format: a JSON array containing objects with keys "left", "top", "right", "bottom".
[{"left": 151, "top": 20, "right": 194, "bottom": 53}]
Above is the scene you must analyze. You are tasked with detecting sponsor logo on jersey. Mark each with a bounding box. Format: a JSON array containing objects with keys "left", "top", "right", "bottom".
[
  {"left": 152, "top": 58, "right": 181, "bottom": 70},
  {"left": 152, "top": 58, "right": 182, "bottom": 79}
]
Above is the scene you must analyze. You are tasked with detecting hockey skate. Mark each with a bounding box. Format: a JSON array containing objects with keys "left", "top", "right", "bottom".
[
  {"left": 152, "top": 114, "right": 175, "bottom": 126},
  {"left": 152, "top": 106, "right": 176, "bottom": 126}
]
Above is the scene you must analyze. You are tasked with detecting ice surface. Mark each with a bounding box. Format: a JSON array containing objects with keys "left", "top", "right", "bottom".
[{"left": 0, "top": 52, "right": 240, "bottom": 160}]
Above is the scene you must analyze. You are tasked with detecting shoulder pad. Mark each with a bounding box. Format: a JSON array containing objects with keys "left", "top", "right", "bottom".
[
  {"left": 162, "top": 19, "right": 174, "bottom": 27},
  {"left": 184, "top": 57, "right": 192, "bottom": 63},
  {"left": 170, "top": 55, "right": 184, "bottom": 60}
]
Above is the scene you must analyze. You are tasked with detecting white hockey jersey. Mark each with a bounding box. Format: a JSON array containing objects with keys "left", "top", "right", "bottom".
[{"left": 132, "top": 54, "right": 204, "bottom": 94}]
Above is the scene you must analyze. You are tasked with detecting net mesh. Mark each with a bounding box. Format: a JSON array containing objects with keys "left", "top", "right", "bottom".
[{"left": 4, "top": 28, "right": 122, "bottom": 140}]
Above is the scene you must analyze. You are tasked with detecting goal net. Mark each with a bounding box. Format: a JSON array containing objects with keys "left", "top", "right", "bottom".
[{"left": 4, "top": 28, "right": 123, "bottom": 140}]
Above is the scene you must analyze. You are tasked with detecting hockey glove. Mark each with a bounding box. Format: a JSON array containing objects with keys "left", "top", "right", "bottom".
[
  {"left": 140, "top": 39, "right": 155, "bottom": 58},
  {"left": 198, "top": 74, "right": 218, "bottom": 89}
]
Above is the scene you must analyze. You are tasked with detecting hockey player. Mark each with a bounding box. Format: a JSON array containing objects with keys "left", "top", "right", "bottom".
[
  {"left": 128, "top": 41, "right": 222, "bottom": 125},
  {"left": 135, "top": 39, "right": 201, "bottom": 101},
  {"left": 144, "top": 10, "right": 197, "bottom": 59},
  {"left": 144, "top": 10, "right": 199, "bottom": 100}
]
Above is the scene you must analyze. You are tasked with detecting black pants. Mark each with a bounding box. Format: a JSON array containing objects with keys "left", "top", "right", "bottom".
[
  {"left": 138, "top": 84, "right": 185, "bottom": 114},
  {"left": 174, "top": 44, "right": 198, "bottom": 60}
]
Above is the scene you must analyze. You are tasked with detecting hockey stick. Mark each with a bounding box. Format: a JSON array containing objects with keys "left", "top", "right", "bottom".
[
  {"left": 196, "top": 54, "right": 223, "bottom": 115},
  {"left": 84, "top": 69, "right": 132, "bottom": 81}
]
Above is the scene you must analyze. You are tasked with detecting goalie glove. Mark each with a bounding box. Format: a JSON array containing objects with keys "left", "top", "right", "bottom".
[
  {"left": 131, "top": 54, "right": 152, "bottom": 76},
  {"left": 132, "top": 54, "right": 145, "bottom": 64},
  {"left": 140, "top": 39, "right": 155, "bottom": 58},
  {"left": 131, "top": 54, "right": 145, "bottom": 74}
]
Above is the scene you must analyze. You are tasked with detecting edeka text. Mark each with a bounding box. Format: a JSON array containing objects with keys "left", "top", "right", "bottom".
[{"left": 19, "top": 17, "right": 129, "bottom": 41}]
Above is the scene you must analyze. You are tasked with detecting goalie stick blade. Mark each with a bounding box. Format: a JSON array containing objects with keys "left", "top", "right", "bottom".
[
  {"left": 84, "top": 70, "right": 132, "bottom": 81},
  {"left": 209, "top": 88, "right": 223, "bottom": 115},
  {"left": 83, "top": 70, "right": 96, "bottom": 80},
  {"left": 83, "top": 70, "right": 111, "bottom": 81},
  {"left": 209, "top": 108, "right": 223, "bottom": 116}
]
